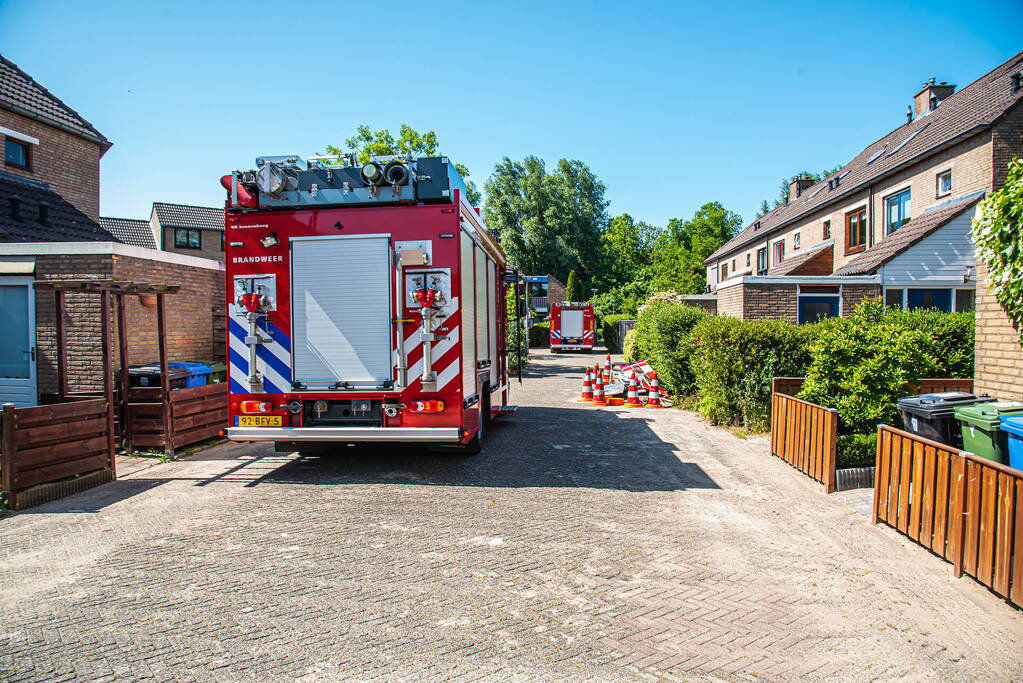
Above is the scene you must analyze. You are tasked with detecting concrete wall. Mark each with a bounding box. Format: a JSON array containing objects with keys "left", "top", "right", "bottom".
[{"left": 0, "top": 108, "right": 103, "bottom": 221}]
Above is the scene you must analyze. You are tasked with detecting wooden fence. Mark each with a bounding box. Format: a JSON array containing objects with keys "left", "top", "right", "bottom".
[
  {"left": 1, "top": 399, "right": 115, "bottom": 510},
  {"left": 770, "top": 391, "right": 838, "bottom": 493},
  {"left": 874, "top": 425, "right": 1023, "bottom": 607},
  {"left": 127, "top": 382, "right": 227, "bottom": 452}
]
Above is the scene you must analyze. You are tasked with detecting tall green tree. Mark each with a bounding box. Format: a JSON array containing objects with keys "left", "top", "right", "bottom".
[
  {"left": 565, "top": 270, "right": 585, "bottom": 301},
  {"left": 322, "top": 124, "right": 480, "bottom": 205},
  {"left": 593, "top": 213, "right": 660, "bottom": 292},
  {"left": 645, "top": 202, "right": 742, "bottom": 294},
  {"left": 756, "top": 165, "right": 843, "bottom": 216},
  {"left": 483, "top": 156, "right": 609, "bottom": 282}
]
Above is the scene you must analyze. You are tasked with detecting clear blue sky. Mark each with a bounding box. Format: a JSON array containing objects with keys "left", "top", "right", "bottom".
[{"left": 1, "top": 0, "right": 1020, "bottom": 229}]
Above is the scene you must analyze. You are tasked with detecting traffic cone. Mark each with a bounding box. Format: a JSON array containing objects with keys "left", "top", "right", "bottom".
[
  {"left": 645, "top": 375, "right": 665, "bottom": 408},
  {"left": 589, "top": 371, "right": 607, "bottom": 406},
  {"left": 624, "top": 377, "right": 643, "bottom": 407},
  {"left": 603, "top": 355, "right": 612, "bottom": 383},
  {"left": 577, "top": 368, "right": 593, "bottom": 402}
]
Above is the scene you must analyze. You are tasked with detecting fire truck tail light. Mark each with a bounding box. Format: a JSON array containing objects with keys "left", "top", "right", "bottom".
[
  {"left": 239, "top": 401, "right": 273, "bottom": 414},
  {"left": 409, "top": 400, "right": 445, "bottom": 413}
]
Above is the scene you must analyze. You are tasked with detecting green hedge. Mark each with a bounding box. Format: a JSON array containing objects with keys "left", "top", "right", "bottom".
[
  {"left": 600, "top": 314, "right": 631, "bottom": 353},
  {"left": 632, "top": 303, "right": 709, "bottom": 397},
  {"left": 799, "top": 300, "right": 975, "bottom": 434},
  {"left": 622, "top": 328, "right": 638, "bottom": 362},
  {"left": 528, "top": 321, "right": 550, "bottom": 347},
  {"left": 688, "top": 316, "right": 820, "bottom": 430},
  {"left": 837, "top": 433, "right": 877, "bottom": 469}
]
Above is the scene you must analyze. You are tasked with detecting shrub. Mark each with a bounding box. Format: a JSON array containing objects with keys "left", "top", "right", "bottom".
[
  {"left": 688, "top": 316, "right": 820, "bottom": 427},
  {"left": 528, "top": 321, "right": 550, "bottom": 347},
  {"left": 837, "top": 433, "right": 877, "bottom": 469},
  {"left": 798, "top": 299, "right": 973, "bottom": 434},
  {"left": 622, "top": 328, "right": 638, "bottom": 362},
  {"left": 632, "top": 303, "right": 708, "bottom": 396},
  {"left": 566, "top": 269, "right": 585, "bottom": 302},
  {"left": 600, "top": 314, "right": 631, "bottom": 353},
  {"left": 506, "top": 288, "right": 528, "bottom": 372}
]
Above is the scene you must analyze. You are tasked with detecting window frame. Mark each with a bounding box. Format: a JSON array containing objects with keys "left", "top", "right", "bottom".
[
  {"left": 756, "top": 247, "right": 768, "bottom": 275},
  {"left": 174, "top": 228, "right": 201, "bottom": 250},
  {"left": 823, "top": 220, "right": 831, "bottom": 240},
  {"left": 4, "top": 137, "right": 31, "bottom": 170},
  {"left": 793, "top": 232, "right": 801, "bottom": 250},
  {"left": 883, "top": 187, "right": 912, "bottom": 235},
  {"left": 746, "top": 253, "right": 751, "bottom": 268},
  {"left": 720, "top": 263, "right": 728, "bottom": 280},
  {"left": 936, "top": 169, "right": 952, "bottom": 198},
  {"left": 773, "top": 239, "right": 785, "bottom": 265},
  {"left": 844, "top": 207, "right": 868, "bottom": 254}
]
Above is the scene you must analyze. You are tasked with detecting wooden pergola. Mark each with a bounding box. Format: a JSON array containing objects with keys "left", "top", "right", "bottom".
[{"left": 34, "top": 279, "right": 183, "bottom": 454}]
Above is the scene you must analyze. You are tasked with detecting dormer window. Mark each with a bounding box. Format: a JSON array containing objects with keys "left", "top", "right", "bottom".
[{"left": 4, "top": 138, "right": 30, "bottom": 170}]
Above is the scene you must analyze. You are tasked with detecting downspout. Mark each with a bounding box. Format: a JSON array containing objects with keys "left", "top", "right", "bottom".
[{"left": 867, "top": 184, "right": 875, "bottom": 248}]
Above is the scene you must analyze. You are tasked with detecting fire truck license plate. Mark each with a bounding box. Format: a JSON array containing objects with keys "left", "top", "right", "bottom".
[{"left": 235, "top": 416, "right": 282, "bottom": 427}]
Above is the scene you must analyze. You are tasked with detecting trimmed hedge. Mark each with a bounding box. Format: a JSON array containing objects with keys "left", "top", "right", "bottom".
[
  {"left": 632, "top": 303, "right": 708, "bottom": 397},
  {"left": 600, "top": 314, "right": 631, "bottom": 353},
  {"left": 623, "top": 328, "right": 638, "bottom": 362},
  {"left": 837, "top": 433, "right": 877, "bottom": 469},
  {"left": 799, "top": 300, "right": 975, "bottom": 434},
  {"left": 687, "top": 316, "right": 820, "bottom": 430},
  {"left": 528, "top": 321, "right": 550, "bottom": 347}
]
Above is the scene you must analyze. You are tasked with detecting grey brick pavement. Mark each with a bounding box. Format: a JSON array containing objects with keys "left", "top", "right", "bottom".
[{"left": 1, "top": 350, "right": 1021, "bottom": 681}]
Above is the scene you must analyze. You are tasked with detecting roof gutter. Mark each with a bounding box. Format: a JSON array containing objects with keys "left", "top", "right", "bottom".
[
  {"left": 0, "top": 99, "right": 112, "bottom": 153},
  {"left": 705, "top": 123, "right": 991, "bottom": 265}
]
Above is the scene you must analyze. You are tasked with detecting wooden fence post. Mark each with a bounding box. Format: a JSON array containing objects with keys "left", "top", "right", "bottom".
[
  {"left": 824, "top": 408, "right": 838, "bottom": 494},
  {"left": 156, "top": 293, "right": 173, "bottom": 457},
  {"left": 951, "top": 452, "right": 968, "bottom": 578},
  {"left": 100, "top": 291, "right": 116, "bottom": 477}
]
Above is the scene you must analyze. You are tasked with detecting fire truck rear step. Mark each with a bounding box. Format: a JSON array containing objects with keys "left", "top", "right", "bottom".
[{"left": 227, "top": 426, "right": 461, "bottom": 442}]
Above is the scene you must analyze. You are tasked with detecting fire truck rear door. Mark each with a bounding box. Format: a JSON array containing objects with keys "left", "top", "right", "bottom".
[
  {"left": 291, "top": 235, "right": 393, "bottom": 387},
  {"left": 562, "top": 309, "right": 584, "bottom": 338}
]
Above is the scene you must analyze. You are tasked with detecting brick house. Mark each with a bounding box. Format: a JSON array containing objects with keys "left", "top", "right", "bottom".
[
  {"left": 151, "top": 202, "right": 224, "bottom": 261},
  {"left": 0, "top": 55, "right": 225, "bottom": 407},
  {"left": 705, "top": 51, "right": 1023, "bottom": 324},
  {"left": 524, "top": 274, "right": 566, "bottom": 321}
]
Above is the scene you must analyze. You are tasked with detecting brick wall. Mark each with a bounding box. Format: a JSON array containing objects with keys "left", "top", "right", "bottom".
[
  {"left": 160, "top": 225, "right": 225, "bottom": 262},
  {"left": 0, "top": 108, "right": 103, "bottom": 221},
  {"left": 741, "top": 283, "right": 797, "bottom": 323},
  {"left": 33, "top": 253, "right": 225, "bottom": 394},
  {"left": 716, "top": 283, "right": 743, "bottom": 318},
  {"left": 841, "top": 284, "right": 882, "bottom": 316},
  {"left": 992, "top": 102, "right": 1023, "bottom": 189},
  {"left": 547, "top": 276, "right": 566, "bottom": 305},
  {"left": 973, "top": 261, "right": 1023, "bottom": 399}
]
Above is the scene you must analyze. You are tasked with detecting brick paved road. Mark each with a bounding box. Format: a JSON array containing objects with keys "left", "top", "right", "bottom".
[{"left": 2, "top": 350, "right": 1021, "bottom": 681}]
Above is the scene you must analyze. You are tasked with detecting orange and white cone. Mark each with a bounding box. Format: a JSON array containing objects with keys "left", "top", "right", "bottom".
[
  {"left": 577, "top": 368, "right": 593, "bottom": 402},
  {"left": 624, "top": 377, "right": 643, "bottom": 407},
  {"left": 645, "top": 375, "right": 665, "bottom": 408},
  {"left": 603, "top": 355, "right": 612, "bottom": 383},
  {"left": 589, "top": 371, "right": 607, "bottom": 406}
]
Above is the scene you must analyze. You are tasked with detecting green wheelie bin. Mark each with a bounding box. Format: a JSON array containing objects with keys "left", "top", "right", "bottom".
[{"left": 953, "top": 401, "right": 1023, "bottom": 464}]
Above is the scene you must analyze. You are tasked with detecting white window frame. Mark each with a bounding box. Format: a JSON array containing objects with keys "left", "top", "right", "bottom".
[{"left": 936, "top": 169, "right": 953, "bottom": 198}]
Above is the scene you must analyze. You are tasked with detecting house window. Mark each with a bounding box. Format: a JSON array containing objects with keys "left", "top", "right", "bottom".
[
  {"left": 955, "top": 289, "right": 974, "bottom": 312},
  {"left": 174, "top": 228, "right": 201, "bottom": 249},
  {"left": 220, "top": 232, "right": 225, "bottom": 251},
  {"left": 884, "top": 189, "right": 911, "bottom": 234},
  {"left": 4, "top": 138, "right": 30, "bottom": 170},
  {"left": 731, "top": 258, "right": 736, "bottom": 272},
  {"left": 773, "top": 239, "right": 785, "bottom": 264},
  {"left": 823, "top": 220, "right": 831, "bottom": 239},
  {"left": 907, "top": 288, "right": 952, "bottom": 312},
  {"left": 793, "top": 232, "right": 801, "bottom": 250},
  {"left": 937, "top": 170, "right": 952, "bottom": 197},
  {"left": 721, "top": 263, "right": 728, "bottom": 280},
  {"left": 746, "top": 253, "right": 751, "bottom": 268},
  {"left": 885, "top": 288, "right": 904, "bottom": 308},
  {"left": 845, "top": 208, "right": 867, "bottom": 254},
  {"left": 756, "top": 248, "right": 768, "bottom": 275},
  {"left": 797, "top": 286, "right": 841, "bottom": 324}
]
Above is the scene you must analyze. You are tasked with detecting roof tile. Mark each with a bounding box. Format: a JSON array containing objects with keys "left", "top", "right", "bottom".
[
  {"left": 99, "top": 217, "right": 157, "bottom": 250},
  {"left": 152, "top": 202, "right": 223, "bottom": 231}
]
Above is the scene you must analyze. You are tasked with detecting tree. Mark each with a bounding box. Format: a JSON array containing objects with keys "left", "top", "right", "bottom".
[
  {"left": 322, "top": 124, "right": 481, "bottom": 205},
  {"left": 592, "top": 213, "right": 660, "bottom": 292},
  {"left": 483, "top": 156, "right": 609, "bottom": 282},
  {"left": 756, "top": 165, "right": 843, "bottom": 217},
  {"left": 645, "top": 202, "right": 742, "bottom": 294},
  {"left": 565, "top": 270, "right": 585, "bottom": 302}
]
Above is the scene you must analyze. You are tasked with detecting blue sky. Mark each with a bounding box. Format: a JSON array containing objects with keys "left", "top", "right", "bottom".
[{"left": 1, "top": 0, "right": 1020, "bottom": 229}]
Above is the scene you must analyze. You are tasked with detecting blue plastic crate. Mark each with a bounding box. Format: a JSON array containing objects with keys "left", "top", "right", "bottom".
[{"left": 144, "top": 361, "right": 212, "bottom": 388}]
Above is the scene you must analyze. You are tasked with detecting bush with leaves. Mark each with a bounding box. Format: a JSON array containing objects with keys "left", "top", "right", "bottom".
[
  {"left": 505, "top": 287, "right": 528, "bottom": 373},
  {"left": 565, "top": 269, "right": 585, "bottom": 302},
  {"left": 632, "top": 303, "right": 709, "bottom": 396},
  {"left": 622, "top": 328, "right": 638, "bottom": 362},
  {"left": 798, "top": 299, "right": 973, "bottom": 434},
  {"left": 528, "top": 321, "right": 550, "bottom": 347},
  {"left": 972, "top": 156, "right": 1023, "bottom": 342},
  {"left": 600, "top": 314, "right": 631, "bottom": 353},
  {"left": 688, "top": 316, "right": 819, "bottom": 427}
]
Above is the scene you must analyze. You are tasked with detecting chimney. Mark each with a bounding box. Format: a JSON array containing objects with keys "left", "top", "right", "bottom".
[
  {"left": 912, "top": 77, "right": 956, "bottom": 117},
  {"left": 788, "top": 175, "right": 815, "bottom": 200}
]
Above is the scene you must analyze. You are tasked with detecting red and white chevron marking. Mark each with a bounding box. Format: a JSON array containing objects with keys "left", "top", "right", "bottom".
[{"left": 396, "top": 297, "right": 461, "bottom": 392}]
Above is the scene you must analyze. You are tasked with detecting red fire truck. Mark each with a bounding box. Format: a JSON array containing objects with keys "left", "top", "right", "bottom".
[
  {"left": 219, "top": 154, "right": 515, "bottom": 454},
  {"left": 549, "top": 301, "right": 594, "bottom": 353}
]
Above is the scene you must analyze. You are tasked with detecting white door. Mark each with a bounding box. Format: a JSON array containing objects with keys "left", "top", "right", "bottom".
[
  {"left": 291, "top": 235, "right": 393, "bottom": 387},
  {"left": 0, "top": 276, "right": 37, "bottom": 407}
]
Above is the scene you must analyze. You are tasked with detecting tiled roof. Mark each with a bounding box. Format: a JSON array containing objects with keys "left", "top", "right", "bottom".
[
  {"left": 152, "top": 202, "right": 223, "bottom": 230},
  {"left": 708, "top": 50, "right": 1023, "bottom": 264},
  {"left": 99, "top": 217, "right": 157, "bottom": 250},
  {"left": 0, "top": 171, "right": 117, "bottom": 243},
  {"left": 0, "top": 54, "right": 110, "bottom": 149},
  {"left": 770, "top": 240, "right": 834, "bottom": 276},
  {"left": 833, "top": 193, "right": 983, "bottom": 275}
]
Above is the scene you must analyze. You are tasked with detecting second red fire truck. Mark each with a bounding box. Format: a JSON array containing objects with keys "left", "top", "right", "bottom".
[
  {"left": 220, "top": 153, "right": 516, "bottom": 454},
  {"left": 549, "top": 301, "right": 594, "bottom": 353}
]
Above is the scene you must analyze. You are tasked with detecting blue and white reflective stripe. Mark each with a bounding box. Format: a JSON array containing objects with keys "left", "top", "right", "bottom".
[
  {"left": 551, "top": 330, "right": 562, "bottom": 339},
  {"left": 228, "top": 312, "right": 292, "bottom": 394}
]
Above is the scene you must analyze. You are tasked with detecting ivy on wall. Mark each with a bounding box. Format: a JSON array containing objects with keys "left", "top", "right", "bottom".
[{"left": 972, "top": 157, "right": 1023, "bottom": 342}]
